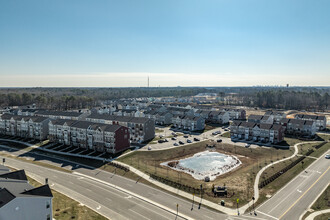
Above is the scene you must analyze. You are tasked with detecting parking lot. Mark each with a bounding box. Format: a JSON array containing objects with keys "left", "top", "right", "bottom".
[{"left": 140, "top": 126, "right": 257, "bottom": 151}]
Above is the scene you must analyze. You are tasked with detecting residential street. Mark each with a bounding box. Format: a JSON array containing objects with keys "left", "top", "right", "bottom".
[
  {"left": 255, "top": 149, "right": 330, "bottom": 220},
  {"left": 0, "top": 145, "right": 237, "bottom": 220}
]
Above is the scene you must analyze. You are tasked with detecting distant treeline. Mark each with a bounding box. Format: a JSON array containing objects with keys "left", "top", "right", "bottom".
[
  {"left": 0, "top": 87, "right": 329, "bottom": 111},
  {"left": 0, "top": 87, "right": 209, "bottom": 110}
]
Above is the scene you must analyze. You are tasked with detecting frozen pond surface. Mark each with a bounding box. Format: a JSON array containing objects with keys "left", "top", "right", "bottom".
[{"left": 161, "top": 151, "right": 241, "bottom": 181}]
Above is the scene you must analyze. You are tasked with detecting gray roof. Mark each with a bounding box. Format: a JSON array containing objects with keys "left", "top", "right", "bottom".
[
  {"left": 36, "top": 110, "right": 83, "bottom": 117},
  {"left": 0, "top": 166, "right": 53, "bottom": 208}
]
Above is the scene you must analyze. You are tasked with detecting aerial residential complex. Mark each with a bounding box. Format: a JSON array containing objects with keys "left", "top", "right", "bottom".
[
  {"left": 0, "top": 165, "right": 53, "bottom": 220},
  {"left": 48, "top": 120, "right": 130, "bottom": 154}
]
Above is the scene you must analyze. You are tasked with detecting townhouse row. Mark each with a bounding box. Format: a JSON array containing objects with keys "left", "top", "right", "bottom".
[
  {"left": 48, "top": 120, "right": 130, "bottom": 154},
  {"left": 0, "top": 114, "right": 50, "bottom": 140},
  {"left": 230, "top": 121, "right": 285, "bottom": 144},
  {"left": 85, "top": 114, "right": 155, "bottom": 144}
]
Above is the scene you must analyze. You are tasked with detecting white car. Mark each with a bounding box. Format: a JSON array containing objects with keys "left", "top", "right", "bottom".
[
  {"left": 148, "top": 146, "right": 152, "bottom": 150},
  {"left": 245, "top": 143, "right": 251, "bottom": 148},
  {"left": 325, "top": 154, "right": 330, "bottom": 159}
]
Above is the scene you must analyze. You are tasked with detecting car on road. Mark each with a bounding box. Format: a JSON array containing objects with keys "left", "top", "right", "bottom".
[
  {"left": 183, "top": 135, "right": 189, "bottom": 138},
  {"left": 245, "top": 143, "right": 251, "bottom": 148},
  {"left": 194, "top": 137, "right": 200, "bottom": 141},
  {"left": 325, "top": 154, "right": 330, "bottom": 159},
  {"left": 216, "top": 139, "right": 222, "bottom": 143},
  {"left": 158, "top": 139, "right": 164, "bottom": 143},
  {"left": 173, "top": 142, "right": 179, "bottom": 146},
  {"left": 224, "top": 128, "right": 229, "bottom": 131},
  {"left": 179, "top": 141, "right": 184, "bottom": 145},
  {"left": 171, "top": 137, "right": 177, "bottom": 140},
  {"left": 187, "top": 139, "right": 192, "bottom": 143}
]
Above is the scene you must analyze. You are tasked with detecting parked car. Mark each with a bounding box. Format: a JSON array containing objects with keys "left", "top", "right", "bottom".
[
  {"left": 187, "top": 139, "right": 192, "bottom": 143},
  {"left": 171, "top": 137, "right": 177, "bottom": 140},
  {"left": 164, "top": 139, "right": 168, "bottom": 142},
  {"left": 173, "top": 142, "right": 179, "bottom": 146},
  {"left": 325, "top": 154, "right": 330, "bottom": 159},
  {"left": 158, "top": 139, "right": 164, "bottom": 143},
  {"left": 179, "top": 141, "right": 184, "bottom": 145},
  {"left": 171, "top": 132, "right": 176, "bottom": 135},
  {"left": 184, "top": 135, "right": 189, "bottom": 138},
  {"left": 148, "top": 146, "right": 152, "bottom": 150},
  {"left": 224, "top": 128, "right": 229, "bottom": 131},
  {"left": 159, "top": 135, "right": 164, "bottom": 138},
  {"left": 245, "top": 143, "right": 251, "bottom": 148},
  {"left": 217, "top": 139, "right": 222, "bottom": 143},
  {"left": 194, "top": 137, "right": 200, "bottom": 141}
]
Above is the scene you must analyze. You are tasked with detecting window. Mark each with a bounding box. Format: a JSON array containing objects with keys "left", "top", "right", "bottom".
[
  {"left": 46, "top": 201, "right": 50, "bottom": 209},
  {"left": 47, "top": 214, "right": 51, "bottom": 220}
]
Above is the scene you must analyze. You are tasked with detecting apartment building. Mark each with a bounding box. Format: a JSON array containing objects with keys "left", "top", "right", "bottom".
[
  {"left": 295, "top": 114, "right": 327, "bottom": 131},
  {"left": 230, "top": 121, "right": 284, "bottom": 144},
  {"left": 219, "top": 108, "right": 246, "bottom": 120},
  {"left": 48, "top": 120, "right": 130, "bottom": 153},
  {"left": 208, "top": 111, "right": 230, "bottom": 124},
  {"left": 264, "top": 111, "right": 287, "bottom": 124},
  {"left": 0, "top": 165, "right": 53, "bottom": 220},
  {"left": 172, "top": 115, "right": 205, "bottom": 131},
  {"left": 0, "top": 114, "right": 50, "bottom": 140},
  {"left": 280, "top": 118, "right": 316, "bottom": 137},
  {"left": 248, "top": 114, "right": 274, "bottom": 124},
  {"left": 86, "top": 114, "right": 155, "bottom": 143},
  {"left": 34, "top": 110, "right": 90, "bottom": 120}
]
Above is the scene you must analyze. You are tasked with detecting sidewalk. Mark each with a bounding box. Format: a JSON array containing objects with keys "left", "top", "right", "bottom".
[
  {"left": 115, "top": 160, "right": 239, "bottom": 215},
  {"left": 305, "top": 209, "right": 330, "bottom": 220}
]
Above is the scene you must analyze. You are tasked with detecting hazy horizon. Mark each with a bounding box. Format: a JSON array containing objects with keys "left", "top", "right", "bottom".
[{"left": 1, "top": 0, "right": 329, "bottom": 87}]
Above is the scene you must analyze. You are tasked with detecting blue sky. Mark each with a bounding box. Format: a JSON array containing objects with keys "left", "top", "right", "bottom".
[{"left": 0, "top": 0, "right": 329, "bottom": 87}]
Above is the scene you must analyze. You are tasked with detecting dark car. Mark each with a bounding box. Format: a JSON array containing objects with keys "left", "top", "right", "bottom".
[
  {"left": 194, "top": 137, "right": 200, "bottom": 141},
  {"left": 179, "top": 141, "right": 184, "bottom": 145},
  {"left": 158, "top": 139, "right": 164, "bottom": 143},
  {"left": 183, "top": 135, "right": 189, "bottom": 138},
  {"left": 171, "top": 137, "right": 177, "bottom": 140},
  {"left": 217, "top": 139, "right": 222, "bottom": 143}
]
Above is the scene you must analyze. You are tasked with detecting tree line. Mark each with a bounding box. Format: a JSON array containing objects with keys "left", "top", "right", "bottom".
[{"left": 0, "top": 87, "right": 329, "bottom": 111}]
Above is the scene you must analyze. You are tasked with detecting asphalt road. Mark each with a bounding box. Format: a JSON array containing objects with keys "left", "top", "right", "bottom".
[
  {"left": 255, "top": 149, "right": 330, "bottom": 220},
  {"left": 0, "top": 145, "right": 245, "bottom": 220}
]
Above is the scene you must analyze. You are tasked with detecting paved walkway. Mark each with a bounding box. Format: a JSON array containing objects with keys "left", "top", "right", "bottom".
[
  {"left": 1, "top": 136, "right": 324, "bottom": 216},
  {"left": 305, "top": 209, "right": 330, "bottom": 220},
  {"left": 116, "top": 140, "right": 323, "bottom": 215}
]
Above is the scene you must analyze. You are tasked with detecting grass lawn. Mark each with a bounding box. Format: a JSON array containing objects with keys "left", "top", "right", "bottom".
[
  {"left": 155, "top": 129, "right": 164, "bottom": 133},
  {"left": 221, "top": 132, "right": 231, "bottom": 138},
  {"left": 256, "top": 157, "right": 315, "bottom": 208},
  {"left": 117, "top": 140, "right": 292, "bottom": 208},
  {"left": 315, "top": 213, "right": 330, "bottom": 220},
  {"left": 298, "top": 142, "right": 330, "bottom": 158},
  {"left": 27, "top": 176, "right": 108, "bottom": 220},
  {"left": 311, "top": 185, "right": 330, "bottom": 211}
]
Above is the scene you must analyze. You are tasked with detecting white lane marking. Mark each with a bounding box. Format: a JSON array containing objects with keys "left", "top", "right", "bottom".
[
  {"left": 77, "top": 177, "right": 84, "bottom": 180},
  {"left": 106, "top": 197, "right": 112, "bottom": 202},
  {"left": 96, "top": 205, "right": 101, "bottom": 210},
  {"left": 125, "top": 195, "right": 132, "bottom": 199},
  {"left": 204, "top": 215, "right": 213, "bottom": 219},
  {"left": 129, "top": 209, "right": 151, "bottom": 220},
  {"left": 257, "top": 211, "right": 279, "bottom": 220},
  {"left": 267, "top": 175, "right": 310, "bottom": 213},
  {"left": 50, "top": 183, "right": 55, "bottom": 187},
  {"left": 297, "top": 189, "right": 302, "bottom": 193},
  {"left": 317, "top": 171, "right": 321, "bottom": 174}
]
